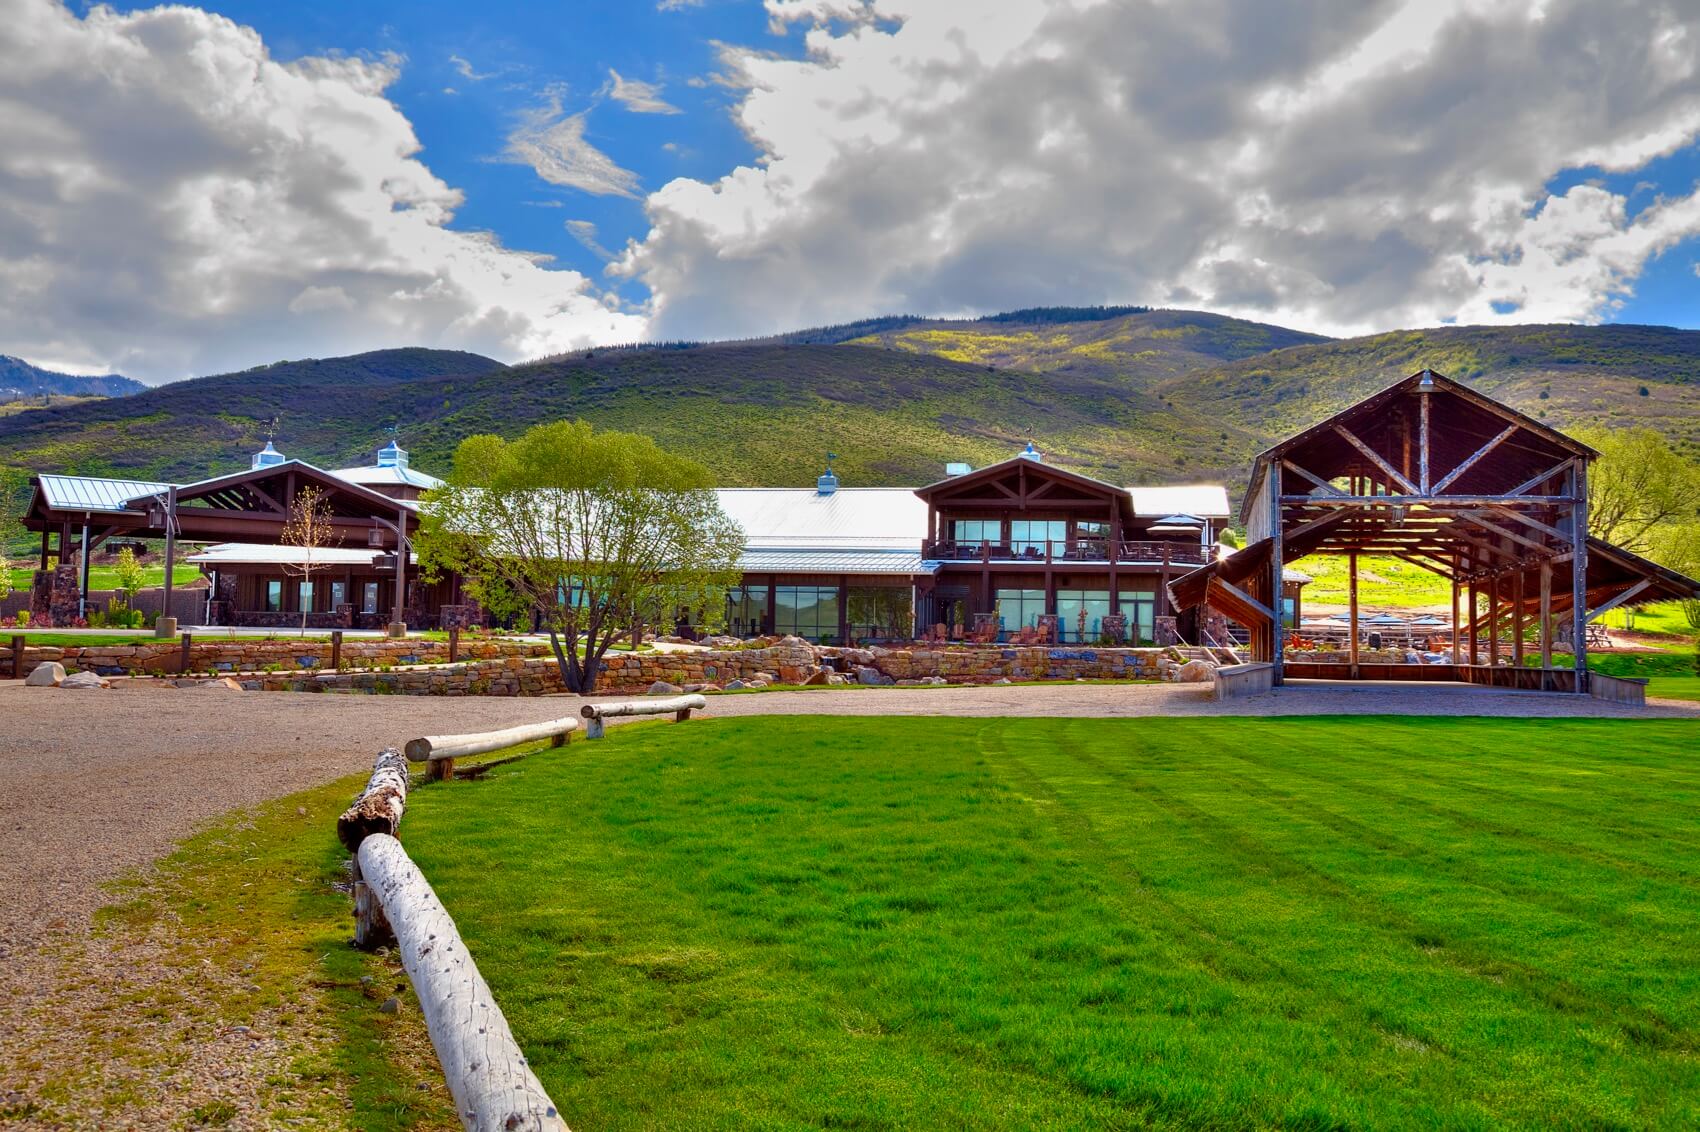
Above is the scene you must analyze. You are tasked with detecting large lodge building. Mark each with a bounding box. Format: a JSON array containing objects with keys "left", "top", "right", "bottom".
[{"left": 20, "top": 438, "right": 1249, "bottom": 644}]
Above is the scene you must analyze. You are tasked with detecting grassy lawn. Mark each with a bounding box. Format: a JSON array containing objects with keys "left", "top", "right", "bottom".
[
  {"left": 1290, "top": 553, "right": 1454, "bottom": 607},
  {"left": 6, "top": 563, "right": 200, "bottom": 590},
  {"left": 401, "top": 716, "right": 1700, "bottom": 1130},
  {"left": 1592, "top": 648, "right": 1700, "bottom": 701}
]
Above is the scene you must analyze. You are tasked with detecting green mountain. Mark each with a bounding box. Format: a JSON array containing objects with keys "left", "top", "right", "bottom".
[
  {"left": 0, "top": 355, "right": 144, "bottom": 401},
  {"left": 0, "top": 347, "right": 503, "bottom": 482},
  {"left": 2, "top": 312, "right": 1698, "bottom": 493}
]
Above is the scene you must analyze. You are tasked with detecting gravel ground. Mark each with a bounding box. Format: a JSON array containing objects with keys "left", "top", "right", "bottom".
[{"left": 1, "top": 677, "right": 1694, "bottom": 1129}]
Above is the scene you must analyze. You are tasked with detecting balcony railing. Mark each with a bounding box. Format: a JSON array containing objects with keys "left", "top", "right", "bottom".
[{"left": 922, "top": 539, "right": 1209, "bottom": 567}]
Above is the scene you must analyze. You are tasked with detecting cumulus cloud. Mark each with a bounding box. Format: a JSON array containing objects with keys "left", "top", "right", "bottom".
[
  {"left": 615, "top": 0, "right": 1700, "bottom": 340},
  {"left": 565, "top": 219, "right": 615, "bottom": 260},
  {"left": 0, "top": 0, "right": 644, "bottom": 383},
  {"left": 606, "top": 68, "right": 681, "bottom": 115},
  {"left": 504, "top": 93, "right": 643, "bottom": 198}
]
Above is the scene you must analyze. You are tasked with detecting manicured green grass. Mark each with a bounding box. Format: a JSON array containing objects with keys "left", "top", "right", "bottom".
[
  {"left": 1290, "top": 553, "right": 1454, "bottom": 607},
  {"left": 1599, "top": 600, "right": 1698, "bottom": 645},
  {"left": 5, "top": 563, "right": 199, "bottom": 590},
  {"left": 403, "top": 716, "right": 1700, "bottom": 1130},
  {"left": 1592, "top": 648, "right": 1700, "bottom": 701}
]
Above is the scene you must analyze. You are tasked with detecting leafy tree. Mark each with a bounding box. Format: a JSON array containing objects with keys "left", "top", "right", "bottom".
[
  {"left": 417, "top": 420, "right": 744, "bottom": 693},
  {"left": 111, "top": 546, "right": 146, "bottom": 623},
  {"left": 1569, "top": 427, "right": 1700, "bottom": 554},
  {"left": 279, "top": 484, "right": 341, "bottom": 637},
  {"left": 0, "top": 466, "right": 26, "bottom": 597}
]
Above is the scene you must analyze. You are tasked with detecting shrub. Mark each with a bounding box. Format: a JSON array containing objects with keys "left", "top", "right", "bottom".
[{"left": 16, "top": 610, "right": 30, "bottom": 627}]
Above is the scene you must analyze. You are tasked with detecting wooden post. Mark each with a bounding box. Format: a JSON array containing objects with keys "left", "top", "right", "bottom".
[
  {"left": 1449, "top": 576, "right": 1460, "bottom": 667},
  {"left": 1347, "top": 550, "right": 1360, "bottom": 677},
  {"left": 448, "top": 625, "right": 460, "bottom": 664},
  {"left": 1268, "top": 463, "right": 1284, "bottom": 684},
  {"left": 337, "top": 748, "right": 409, "bottom": 854},
  {"left": 179, "top": 632, "right": 193, "bottom": 673},
  {"left": 1467, "top": 582, "right": 1480, "bottom": 666},
  {"left": 1418, "top": 385, "right": 1431, "bottom": 493},
  {"left": 1571, "top": 460, "right": 1589, "bottom": 690},
  {"left": 159, "top": 485, "right": 178, "bottom": 635},
  {"left": 330, "top": 629, "right": 344, "bottom": 671},
  {"left": 78, "top": 518, "right": 91, "bottom": 621},
  {"left": 350, "top": 854, "right": 393, "bottom": 949},
  {"left": 1511, "top": 570, "right": 1525, "bottom": 668},
  {"left": 10, "top": 635, "right": 23, "bottom": 680},
  {"left": 1539, "top": 560, "right": 1553, "bottom": 686},
  {"left": 391, "top": 505, "right": 408, "bottom": 634},
  {"left": 1487, "top": 575, "right": 1500, "bottom": 667}
]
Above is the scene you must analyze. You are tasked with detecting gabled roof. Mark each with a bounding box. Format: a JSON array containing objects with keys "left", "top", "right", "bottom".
[
  {"left": 1128, "top": 484, "right": 1231, "bottom": 519},
  {"left": 715, "top": 488, "right": 926, "bottom": 550},
  {"left": 915, "top": 454, "right": 1128, "bottom": 499},
  {"left": 331, "top": 463, "right": 444, "bottom": 490},
  {"left": 36, "top": 474, "right": 173, "bottom": 513}
]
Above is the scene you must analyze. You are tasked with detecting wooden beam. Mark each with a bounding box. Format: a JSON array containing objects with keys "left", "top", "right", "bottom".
[
  {"left": 1508, "top": 458, "right": 1574, "bottom": 498},
  {"left": 1281, "top": 495, "right": 1577, "bottom": 506},
  {"left": 1432, "top": 423, "right": 1520, "bottom": 493},
  {"left": 1512, "top": 569, "right": 1525, "bottom": 667},
  {"left": 1268, "top": 461, "right": 1285, "bottom": 683},
  {"left": 1480, "top": 504, "right": 1571, "bottom": 544},
  {"left": 1539, "top": 562, "right": 1552, "bottom": 669},
  {"left": 1455, "top": 511, "right": 1552, "bottom": 556},
  {"left": 1419, "top": 392, "right": 1431, "bottom": 493},
  {"left": 1348, "top": 550, "right": 1359, "bottom": 676},
  {"left": 1334, "top": 425, "right": 1418, "bottom": 494},
  {"left": 1213, "top": 576, "right": 1276, "bottom": 623},
  {"left": 1571, "top": 457, "right": 1588, "bottom": 685},
  {"left": 1281, "top": 460, "right": 1346, "bottom": 497},
  {"left": 1586, "top": 579, "right": 1652, "bottom": 624}
]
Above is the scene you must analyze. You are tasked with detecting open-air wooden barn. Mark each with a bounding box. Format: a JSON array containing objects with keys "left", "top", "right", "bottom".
[{"left": 1168, "top": 369, "right": 1700, "bottom": 692}]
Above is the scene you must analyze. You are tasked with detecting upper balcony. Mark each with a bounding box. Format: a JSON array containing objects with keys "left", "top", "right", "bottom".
[{"left": 922, "top": 538, "right": 1210, "bottom": 567}]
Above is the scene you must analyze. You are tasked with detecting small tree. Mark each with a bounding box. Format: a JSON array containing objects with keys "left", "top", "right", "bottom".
[
  {"left": 1569, "top": 427, "right": 1700, "bottom": 553},
  {"left": 279, "top": 484, "right": 341, "bottom": 637},
  {"left": 111, "top": 546, "right": 146, "bottom": 626},
  {"left": 417, "top": 421, "right": 745, "bottom": 693},
  {"left": 0, "top": 466, "right": 26, "bottom": 598}
]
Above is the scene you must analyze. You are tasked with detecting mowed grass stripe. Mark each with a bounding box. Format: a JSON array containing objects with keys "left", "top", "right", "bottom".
[{"left": 402, "top": 716, "right": 1700, "bottom": 1130}]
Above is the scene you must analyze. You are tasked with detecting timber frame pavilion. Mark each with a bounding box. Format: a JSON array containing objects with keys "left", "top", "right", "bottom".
[{"left": 1169, "top": 369, "right": 1700, "bottom": 692}]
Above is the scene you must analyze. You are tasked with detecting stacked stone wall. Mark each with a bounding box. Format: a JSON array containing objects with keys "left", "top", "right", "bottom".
[{"left": 0, "top": 636, "right": 553, "bottom": 676}]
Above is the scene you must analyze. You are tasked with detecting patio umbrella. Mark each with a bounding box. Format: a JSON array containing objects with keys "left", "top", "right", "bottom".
[
  {"left": 1148, "top": 514, "right": 1204, "bottom": 532},
  {"left": 1365, "top": 613, "right": 1405, "bottom": 625}
]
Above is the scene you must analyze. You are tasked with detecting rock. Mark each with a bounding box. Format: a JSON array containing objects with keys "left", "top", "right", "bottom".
[
  {"left": 779, "top": 635, "right": 810, "bottom": 647},
  {"left": 745, "top": 679, "right": 769, "bottom": 689},
  {"left": 685, "top": 683, "right": 721, "bottom": 693},
  {"left": 24, "top": 662, "right": 65, "bottom": 687},
  {"left": 359, "top": 976, "right": 375, "bottom": 988},
  {"left": 60, "top": 670, "right": 110, "bottom": 690},
  {"left": 723, "top": 679, "right": 748, "bottom": 690},
  {"left": 377, "top": 997, "right": 400, "bottom": 1015},
  {"left": 826, "top": 673, "right": 849, "bottom": 686},
  {"left": 647, "top": 680, "right": 683, "bottom": 695},
  {"left": 1175, "top": 659, "right": 1216, "bottom": 683},
  {"left": 855, "top": 665, "right": 891, "bottom": 686},
  {"left": 803, "top": 669, "right": 830, "bottom": 686},
  {"left": 992, "top": 677, "right": 1013, "bottom": 685},
  {"left": 924, "top": 676, "right": 948, "bottom": 686},
  {"left": 195, "top": 677, "right": 246, "bottom": 691},
  {"left": 754, "top": 671, "right": 778, "bottom": 684}
]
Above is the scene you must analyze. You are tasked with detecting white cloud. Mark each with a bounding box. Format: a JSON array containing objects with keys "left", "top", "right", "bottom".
[
  {"left": 0, "top": 0, "right": 644, "bottom": 383},
  {"left": 606, "top": 68, "right": 681, "bottom": 115},
  {"left": 504, "top": 93, "right": 642, "bottom": 198},
  {"left": 448, "top": 53, "right": 494, "bottom": 81},
  {"left": 658, "top": 0, "right": 704, "bottom": 10},
  {"left": 615, "top": 0, "right": 1700, "bottom": 340}
]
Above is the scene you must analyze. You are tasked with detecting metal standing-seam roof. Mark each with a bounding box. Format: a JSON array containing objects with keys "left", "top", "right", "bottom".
[
  {"left": 715, "top": 488, "right": 928, "bottom": 550},
  {"left": 330, "top": 464, "right": 445, "bottom": 490},
  {"left": 36, "top": 474, "right": 174, "bottom": 512},
  {"left": 185, "top": 543, "right": 403, "bottom": 567},
  {"left": 1127, "top": 484, "right": 1232, "bottom": 519},
  {"left": 739, "top": 548, "right": 933, "bottom": 575}
]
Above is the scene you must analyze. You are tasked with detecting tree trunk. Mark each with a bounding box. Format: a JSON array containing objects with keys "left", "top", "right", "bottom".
[{"left": 548, "top": 629, "right": 591, "bottom": 694}]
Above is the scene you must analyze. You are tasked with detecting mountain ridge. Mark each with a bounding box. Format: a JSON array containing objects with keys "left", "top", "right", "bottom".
[{"left": 0, "top": 355, "right": 144, "bottom": 401}]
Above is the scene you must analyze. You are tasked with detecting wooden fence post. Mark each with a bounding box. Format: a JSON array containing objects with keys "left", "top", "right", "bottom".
[
  {"left": 448, "top": 625, "right": 460, "bottom": 664},
  {"left": 10, "top": 635, "right": 23, "bottom": 680},
  {"left": 178, "top": 632, "right": 193, "bottom": 673},
  {"left": 330, "top": 630, "right": 343, "bottom": 671}
]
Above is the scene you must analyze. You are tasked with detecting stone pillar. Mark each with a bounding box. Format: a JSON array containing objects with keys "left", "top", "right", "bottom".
[
  {"left": 1035, "top": 613, "right": 1060, "bottom": 645},
  {"left": 1154, "top": 614, "right": 1179, "bottom": 646},
  {"left": 1101, "top": 613, "right": 1128, "bottom": 644}
]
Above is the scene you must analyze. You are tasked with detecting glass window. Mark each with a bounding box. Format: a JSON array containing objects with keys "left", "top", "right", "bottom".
[
  {"left": 264, "top": 579, "right": 283, "bottom": 612},
  {"left": 1282, "top": 597, "right": 1297, "bottom": 629},
  {"left": 774, "top": 585, "right": 840, "bottom": 642},
  {"left": 330, "top": 581, "right": 347, "bottom": 609},
  {"left": 1056, "top": 589, "right": 1111, "bottom": 642},
  {"left": 995, "top": 588, "right": 1046, "bottom": 637},
  {"left": 1118, "top": 590, "right": 1156, "bottom": 645},
  {"left": 846, "top": 587, "right": 911, "bottom": 641},
  {"left": 724, "top": 585, "right": 766, "bottom": 637},
  {"left": 298, "top": 581, "right": 314, "bottom": 611},
  {"left": 1010, "top": 519, "right": 1065, "bottom": 556},
  {"left": 952, "top": 519, "right": 1000, "bottom": 544},
  {"left": 362, "top": 582, "right": 379, "bottom": 614}
]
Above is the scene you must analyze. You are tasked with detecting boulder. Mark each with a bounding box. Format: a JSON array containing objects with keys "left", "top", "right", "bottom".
[
  {"left": 826, "top": 673, "right": 849, "bottom": 686},
  {"left": 647, "top": 680, "right": 683, "bottom": 695},
  {"left": 684, "top": 683, "right": 721, "bottom": 693},
  {"left": 779, "top": 635, "right": 810, "bottom": 648},
  {"left": 723, "top": 679, "right": 748, "bottom": 690},
  {"left": 195, "top": 677, "right": 247, "bottom": 691},
  {"left": 1174, "top": 659, "right": 1216, "bottom": 683},
  {"left": 855, "top": 665, "right": 892, "bottom": 686},
  {"left": 24, "top": 662, "right": 66, "bottom": 687},
  {"left": 60, "top": 670, "right": 111, "bottom": 690}
]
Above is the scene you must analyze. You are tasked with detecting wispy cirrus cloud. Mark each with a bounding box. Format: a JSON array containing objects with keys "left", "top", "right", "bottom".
[
  {"left": 606, "top": 68, "right": 680, "bottom": 115},
  {"left": 565, "top": 219, "right": 615, "bottom": 260},
  {"left": 503, "top": 93, "right": 641, "bottom": 198}
]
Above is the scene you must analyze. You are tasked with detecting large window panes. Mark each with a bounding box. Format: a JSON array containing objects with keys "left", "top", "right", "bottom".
[
  {"left": 264, "top": 579, "right": 283, "bottom": 612},
  {"left": 724, "top": 585, "right": 766, "bottom": 637},
  {"left": 847, "top": 586, "right": 911, "bottom": 640},
  {"left": 362, "top": 582, "right": 379, "bottom": 614},
  {"left": 952, "top": 519, "right": 1000, "bottom": 545},
  {"left": 995, "top": 588, "right": 1045, "bottom": 636},
  {"left": 299, "top": 581, "right": 315, "bottom": 612},
  {"left": 1009, "top": 519, "right": 1066, "bottom": 557},
  {"left": 1056, "top": 589, "right": 1110, "bottom": 642},
  {"left": 1118, "top": 590, "right": 1156, "bottom": 644},
  {"left": 775, "top": 585, "right": 840, "bottom": 642},
  {"left": 330, "top": 581, "right": 347, "bottom": 609}
]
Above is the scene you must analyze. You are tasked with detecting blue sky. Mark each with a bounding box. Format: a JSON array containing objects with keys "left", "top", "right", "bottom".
[
  {"left": 91, "top": 0, "right": 783, "bottom": 307},
  {"left": 8, "top": 0, "right": 1700, "bottom": 381}
]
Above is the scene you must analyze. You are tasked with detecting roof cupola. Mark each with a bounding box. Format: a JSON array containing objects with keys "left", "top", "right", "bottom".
[
  {"left": 377, "top": 439, "right": 409, "bottom": 469},
  {"left": 251, "top": 440, "right": 285, "bottom": 470},
  {"left": 1019, "top": 442, "right": 1042, "bottom": 462},
  {"left": 816, "top": 452, "right": 839, "bottom": 496}
]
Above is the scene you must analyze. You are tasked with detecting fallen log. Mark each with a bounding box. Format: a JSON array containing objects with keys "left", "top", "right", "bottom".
[
  {"left": 337, "top": 747, "right": 409, "bottom": 854},
  {"left": 578, "top": 694, "right": 707, "bottom": 737},
  {"left": 358, "top": 833, "right": 569, "bottom": 1132},
  {"left": 405, "top": 717, "right": 580, "bottom": 781}
]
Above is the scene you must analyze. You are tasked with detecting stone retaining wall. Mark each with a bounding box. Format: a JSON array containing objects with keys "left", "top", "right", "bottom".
[
  {"left": 235, "top": 643, "right": 1176, "bottom": 696},
  {"left": 1, "top": 636, "right": 552, "bottom": 676}
]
